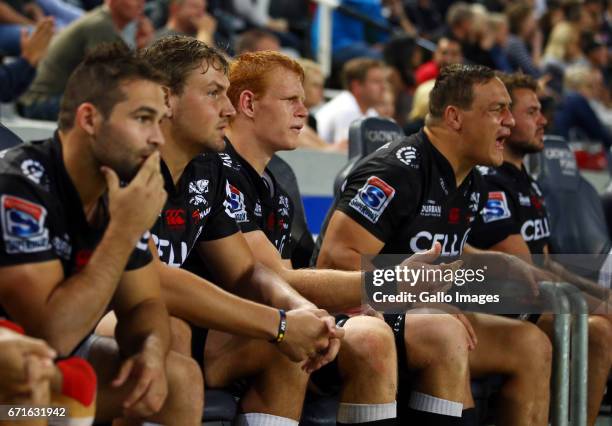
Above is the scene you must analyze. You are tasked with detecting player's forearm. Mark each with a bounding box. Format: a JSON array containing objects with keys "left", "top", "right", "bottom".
[
  {"left": 238, "top": 262, "right": 316, "bottom": 310},
  {"left": 316, "top": 244, "right": 363, "bottom": 271},
  {"left": 283, "top": 268, "right": 362, "bottom": 312},
  {"left": 39, "top": 226, "right": 141, "bottom": 354},
  {"left": 115, "top": 299, "right": 171, "bottom": 358},
  {"left": 159, "top": 266, "right": 278, "bottom": 340},
  {"left": 0, "top": 3, "right": 34, "bottom": 25},
  {"left": 547, "top": 260, "right": 611, "bottom": 302}
]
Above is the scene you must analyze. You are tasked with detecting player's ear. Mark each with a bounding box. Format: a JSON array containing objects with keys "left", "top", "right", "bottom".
[
  {"left": 444, "top": 105, "right": 462, "bottom": 131},
  {"left": 239, "top": 90, "right": 256, "bottom": 118},
  {"left": 75, "top": 103, "right": 99, "bottom": 137},
  {"left": 162, "top": 86, "right": 174, "bottom": 119}
]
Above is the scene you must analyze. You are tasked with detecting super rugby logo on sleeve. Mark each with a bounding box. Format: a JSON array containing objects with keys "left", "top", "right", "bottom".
[
  {"left": 223, "top": 183, "right": 248, "bottom": 223},
  {"left": 349, "top": 176, "right": 396, "bottom": 223},
  {"left": 1, "top": 195, "right": 50, "bottom": 253},
  {"left": 482, "top": 191, "right": 511, "bottom": 223}
]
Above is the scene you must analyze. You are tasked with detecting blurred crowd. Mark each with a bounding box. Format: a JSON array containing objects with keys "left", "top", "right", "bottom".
[{"left": 1, "top": 0, "right": 611, "bottom": 153}]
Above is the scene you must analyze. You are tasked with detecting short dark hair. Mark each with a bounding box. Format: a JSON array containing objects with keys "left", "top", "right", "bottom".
[
  {"left": 234, "top": 29, "right": 279, "bottom": 55},
  {"left": 429, "top": 64, "right": 496, "bottom": 118},
  {"left": 59, "top": 42, "right": 164, "bottom": 131},
  {"left": 497, "top": 72, "right": 537, "bottom": 102},
  {"left": 341, "top": 57, "right": 385, "bottom": 90},
  {"left": 446, "top": 2, "right": 473, "bottom": 27},
  {"left": 142, "top": 35, "right": 229, "bottom": 95}
]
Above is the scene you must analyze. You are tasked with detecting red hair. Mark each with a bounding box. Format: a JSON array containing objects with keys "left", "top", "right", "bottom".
[{"left": 228, "top": 51, "right": 305, "bottom": 109}]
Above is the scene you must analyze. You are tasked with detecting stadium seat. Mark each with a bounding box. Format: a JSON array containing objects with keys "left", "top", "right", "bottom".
[
  {"left": 526, "top": 135, "right": 611, "bottom": 279},
  {"left": 202, "top": 389, "right": 238, "bottom": 425},
  {"left": 0, "top": 123, "right": 23, "bottom": 150},
  {"left": 334, "top": 117, "right": 404, "bottom": 196},
  {"left": 269, "top": 155, "right": 315, "bottom": 268}
]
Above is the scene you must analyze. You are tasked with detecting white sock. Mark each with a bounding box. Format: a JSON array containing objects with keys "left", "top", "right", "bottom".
[
  {"left": 233, "top": 413, "right": 299, "bottom": 426},
  {"left": 408, "top": 391, "right": 463, "bottom": 417},
  {"left": 337, "top": 402, "right": 397, "bottom": 423}
]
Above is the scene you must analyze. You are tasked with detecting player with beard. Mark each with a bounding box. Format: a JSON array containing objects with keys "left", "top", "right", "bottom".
[
  {"left": 315, "top": 64, "right": 555, "bottom": 426},
  {"left": 0, "top": 43, "right": 203, "bottom": 425},
  {"left": 469, "top": 72, "right": 612, "bottom": 426}
]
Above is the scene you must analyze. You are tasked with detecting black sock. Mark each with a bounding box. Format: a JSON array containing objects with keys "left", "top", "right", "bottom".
[
  {"left": 337, "top": 419, "right": 396, "bottom": 426},
  {"left": 459, "top": 408, "right": 478, "bottom": 426},
  {"left": 404, "top": 408, "right": 463, "bottom": 426}
]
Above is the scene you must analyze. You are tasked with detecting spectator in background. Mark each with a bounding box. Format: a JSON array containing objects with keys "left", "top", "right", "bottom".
[
  {"left": 582, "top": 32, "right": 610, "bottom": 87},
  {"left": 542, "top": 21, "right": 586, "bottom": 95},
  {"left": 414, "top": 36, "right": 462, "bottom": 85},
  {"left": 505, "top": 2, "right": 543, "bottom": 77},
  {"left": 234, "top": 28, "right": 279, "bottom": 54},
  {"left": 403, "top": 79, "right": 434, "bottom": 136},
  {"left": 402, "top": 0, "right": 443, "bottom": 39},
  {"left": 154, "top": 0, "right": 216, "bottom": 45},
  {"left": 375, "top": 82, "right": 395, "bottom": 119},
  {"left": 296, "top": 58, "right": 345, "bottom": 152},
  {"left": 316, "top": 57, "right": 386, "bottom": 148},
  {"left": 437, "top": 2, "right": 474, "bottom": 46},
  {"left": 383, "top": 35, "right": 422, "bottom": 127},
  {"left": 543, "top": 21, "right": 585, "bottom": 72},
  {"left": 231, "top": 0, "right": 301, "bottom": 55},
  {"left": 0, "top": 0, "right": 78, "bottom": 55},
  {"left": 18, "top": 0, "right": 152, "bottom": 121},
  {"left": 553, "top": 64, "right": 612, "bottom": 149},
  {"left": 0, "top": 17, "right": 53, "bottom": 102},
  {"left": 484, "top": 12, "right": 513, "bottom": 71}
]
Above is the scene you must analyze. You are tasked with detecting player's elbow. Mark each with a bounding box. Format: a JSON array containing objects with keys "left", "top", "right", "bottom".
[{"left": 317, "top": 241, "right": 361, "bottom": 271}]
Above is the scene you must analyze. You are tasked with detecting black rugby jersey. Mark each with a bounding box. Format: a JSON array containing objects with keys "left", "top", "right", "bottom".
[
  {"left": 151, "top": 153, "right": 239, "bottom": 268},
  {"left": 314, "top": 129, "right": 486, "bottom": 260},
  {"left": 0, "top": 134, "right": 152, "bottom": 315},
  {"left": 469, "top": 162, "right": 550, "bottom": 254},
  {"left": 220, "top": 141, "right": 294, "bottom": 259}
]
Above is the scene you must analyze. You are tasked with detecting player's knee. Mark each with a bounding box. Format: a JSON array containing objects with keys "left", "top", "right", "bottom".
[
  {"left": 341, "top": 316, "right": 396, "bottom": 374},
  {"left": 588, "top": 316, "right": 612, "bottom": 360},
  {"left": 169, "top": 316, "right": 192, "bottom": 355},
  {"left": 512, "top": 322, "right": 552, "bottom": 371},
  {"left": 407, "top": 314, "right": 470, "bottom": 367},
  {"left": 165, "top": 351, "right": 203, "bottom": 417}
]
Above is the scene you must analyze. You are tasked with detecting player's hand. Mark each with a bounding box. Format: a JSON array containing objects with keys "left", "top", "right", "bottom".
[
  {"left": 112, "top": 345, "right": 168, "bottom": 418},
  {"left": 501, "top": 253, "right": 555, "bottom": 296},
  {"left": 0, "top": 328, "right": 56, "bottom": 398},
  {"left": 103, "top": 151, "right": 167, "bottom": 243},
  {"left": 399, "top": 242, "right": 463, "bottom": 294},
  {"left": 20, "top": 17, "right": 54, "bottom": 66},
  {"left": 278, "top": 308, "right": 343, "bottom": 366}
]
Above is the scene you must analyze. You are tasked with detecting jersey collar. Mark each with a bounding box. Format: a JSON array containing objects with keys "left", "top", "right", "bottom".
[
  {"left": 50, "top": 131, "right": 106, "bottom": 230},
  {"left": 224, "top": 137, "right": 273, "bottom": 197}
]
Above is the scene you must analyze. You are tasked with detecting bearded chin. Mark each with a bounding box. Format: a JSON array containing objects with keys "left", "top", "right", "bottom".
[{"left": 508, "top": 139, "right": 543, "bottom": 157}]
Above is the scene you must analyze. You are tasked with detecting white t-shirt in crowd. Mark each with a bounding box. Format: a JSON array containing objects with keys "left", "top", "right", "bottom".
[{"left": 315, "top": 91, "right": 378, "bottom": 144}]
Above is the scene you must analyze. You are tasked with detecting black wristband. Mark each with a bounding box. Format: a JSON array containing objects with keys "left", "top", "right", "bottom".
[{"left": 270, "top": 309, "right": 287, "bottom": 344}]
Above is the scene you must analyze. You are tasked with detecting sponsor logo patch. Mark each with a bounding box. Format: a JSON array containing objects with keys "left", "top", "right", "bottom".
[
  {"left": 395, "top": 146, "right": 418, "bottom": 167},
  {"left": 482, "top": 191, "right": 511, "bottom": 223},
  {"left": 349, "top": 176, "right": 396, "bottom": 224},
  {"left": 518, "top": 193, "right": 531, "bottom": 206},
  {"left": 165, "top": 209, "right": 186, "bottom": 228},
  {"left": 21, "top": 159, "right": 45, "bottom": 185},
  {"left": 420, "top": 202, "right": 441, "bottom": 217},
  {"left": 1, "top": 195, "right": 50, "bottom": 254},
  {"left": 224, "top": 184, "right": 247, "bottom": 223}
]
